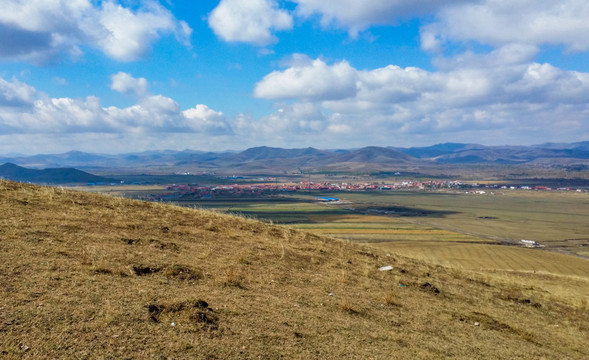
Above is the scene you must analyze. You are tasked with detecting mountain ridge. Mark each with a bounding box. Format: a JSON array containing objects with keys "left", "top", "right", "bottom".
[{"left": 2, "top": 141, "right": 589, "bottom": 174}]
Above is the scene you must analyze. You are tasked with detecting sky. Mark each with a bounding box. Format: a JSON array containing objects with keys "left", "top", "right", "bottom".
[{"left": 1, "top": 0, "right": 589, "bottom": 155}]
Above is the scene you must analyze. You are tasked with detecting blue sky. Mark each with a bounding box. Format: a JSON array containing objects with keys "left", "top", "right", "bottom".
[{"left": 1, "top": 0, "right": 589, "bottom": 154}]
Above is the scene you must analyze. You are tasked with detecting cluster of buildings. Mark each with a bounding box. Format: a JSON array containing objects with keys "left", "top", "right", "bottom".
[
  {"left": 148, "top": 180, "right": 469, "bottom": 201},
  {"left": 474, "top": 184, "right": 588, "bottom": 192},
  {"left": 142, "top": 178, "right": 587, "bottom": 202}
]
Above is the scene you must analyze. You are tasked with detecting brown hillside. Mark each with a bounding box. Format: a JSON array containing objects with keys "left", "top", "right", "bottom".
[{"left": 0, "top": 180, "right": 587, "bottom": 359}]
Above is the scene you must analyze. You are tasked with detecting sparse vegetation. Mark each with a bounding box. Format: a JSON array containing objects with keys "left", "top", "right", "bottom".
[{"left": 1, "top": 179, "right": 588, "bottom": 359}]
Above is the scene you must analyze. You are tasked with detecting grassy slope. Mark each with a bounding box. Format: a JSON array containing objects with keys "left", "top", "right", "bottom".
[{"left": 1, "top": 180, "right": 588, "bottom": 359}]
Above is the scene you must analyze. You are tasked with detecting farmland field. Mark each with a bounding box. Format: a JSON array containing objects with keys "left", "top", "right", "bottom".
[
  {"left": 324, "top": 190, "right": 589, "bottom": 255},
  {"left": 80, "top": 185, "right": 589, "bottom": 279}
]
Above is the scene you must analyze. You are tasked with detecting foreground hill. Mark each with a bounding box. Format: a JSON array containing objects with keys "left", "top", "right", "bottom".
[
  {"left": 0, "top": 162, "right": 119, "bottom": 184},
  {"left": 1, "top": 180, "right": 587, "bottom": 359}
]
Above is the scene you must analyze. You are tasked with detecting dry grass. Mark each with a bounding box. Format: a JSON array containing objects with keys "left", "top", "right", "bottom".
[{"left": 1, "top": 180, "right": 588, "bottom": 359}]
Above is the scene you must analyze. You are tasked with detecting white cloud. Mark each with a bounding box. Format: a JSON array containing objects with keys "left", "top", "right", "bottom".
[
  {"left": 182, "top": 104, "right": 233, "bottom": 135},
  {"left": 110, "top": 72, "right": 149, "bottom": 97},
  {"left": 0, "top": 0, "right": 191, "bottom": 63},
  {"left": 228, "top": 103, "right": 331, "bottom": 148},
  {"left": 208, "top": 0, "right": 292, "bottom": 45},
  {"left": 96, "top": 1, "right": 190, "bottom": 61},
  {"left": 421, "top": 0, "right": 589, "bottom": 52},
  {"left": 291, "top": 1, "right": 589, "bottom": 52},
  {"left": 0, "top": 76, "right": 232, "bottom": 136},
  {"left": 0, "top": 77, "right": 37, "bottom": 108},
  {"left": 254, "top": 58, "right": 357, "bottom": 100},
  {"left": 293, "top": 0, "right": 467, "bottom": 37},
  {"left": 257, "top": 51, "right": 589, "bottom": 108},
  {"left": 253, "top": 102, "right": 326, "bottom": 133},
  {"left": 31, "top": 96, "right": 107, "bottom": 133},
  {"left": 326, "top": 123, "right": 352, "bottom": 134},
  {"left": 252, "top": 51, "right": 589, "bottom": 145}
]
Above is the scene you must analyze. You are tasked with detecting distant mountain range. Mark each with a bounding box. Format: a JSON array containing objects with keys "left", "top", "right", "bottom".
[
  {"left": 393, "top": 142, "right": 589, "bottom": 164},
  {"left": 1, "top": 141, "right": 588, "bottom": 174},
  {"left": 0, "top": 163, "right": 119, "bottom": 184}
]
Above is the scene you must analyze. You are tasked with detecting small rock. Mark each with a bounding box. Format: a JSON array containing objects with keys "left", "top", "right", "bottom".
[
  {"left": 171, "top": 322, "right": 175, "bottom": 327},
  {"left": 474, "top": 322, "right": 480, "bottom": 326},
  {"left": 328, "top": 292, "right": 334, "bottom": 296},
  {"left": 19, "top": 343, "right": 29, "bottom": 352},
  {"left": 379, "top": 265, "right": 393, "bottom": 271}
]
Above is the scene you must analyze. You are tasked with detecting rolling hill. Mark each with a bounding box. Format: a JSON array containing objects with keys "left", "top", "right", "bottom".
[
  {"left": 231, "top": 146, "right": 330, "bottom": 161},
  {"left": 392, "top": 143, "right": 485, "bottom": 158},
  {"left": 0, "top": 163, "right": 119, "bottom": 184},
  {"left": 1, "top": 180, "right": 587, "bottom": 359},
  {"left": 330, "top": 146, "right": 416, "bottom": 164}
]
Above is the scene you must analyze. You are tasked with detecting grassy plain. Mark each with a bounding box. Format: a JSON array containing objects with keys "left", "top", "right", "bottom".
[
  {"left": 328, "top": 190, "right": 589, "bottom": 255},
  {"left": 168, "top": 190, "right": 589, "bottom": 309},
  {"left": 2, "top": 180, "right": 588, "bottom": 359}
]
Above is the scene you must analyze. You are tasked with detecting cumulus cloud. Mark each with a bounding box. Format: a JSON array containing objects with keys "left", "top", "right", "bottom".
[
  {"left": 182, "top": 104, "right": 233, "bottom": 135},
  {"left": 0, "top": 77, "right": 37, "bottom": 108},
  {"left": 96, "top": 1, "right": 191, "bottom": 61},
  {"left": 110, "top": 72, "right": 149, "bottom": 97},
  {"left": 208, "top": 0, "right": 292, "bottom": 45},
  {"left": 248, "top": 102, "right": 326, "bottom": 133},
  {"left": 258, "top": 51, "right": 589, "bottom": 108},
  {"left": 421, "top": 0, "right": 589, "bottom": 52},
  {"left": 254, "top": 58, "right": 357, "bottom": 100},
  {"left": 227, "top": 102, "right": 332, "bottom": 148},
  {"left": 253, "top": 51, "right": 589, "bottom": 144},
  {"left": 0, "top": 0, "right": 192, "bottom": 63},
  {"left": 293, "top": 0, "right": 468, "bottom": 37},
  {"left": 289, "top": 0, "right": 589, "bottom": 54},
  {"left": 0, "top": 76, "right": 232, "bottom": 136}
]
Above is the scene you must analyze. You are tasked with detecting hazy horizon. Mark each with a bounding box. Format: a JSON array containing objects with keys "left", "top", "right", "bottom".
[{"left": 1, "top": 140, "right": 588, "bottom": 158}]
